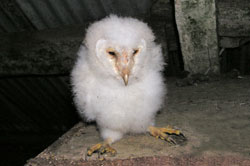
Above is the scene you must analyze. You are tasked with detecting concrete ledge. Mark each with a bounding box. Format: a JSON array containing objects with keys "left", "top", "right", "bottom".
[
  {"left": 26, "top": 155, "right": 250, "bottom": 166},
  {"left": 26, "top": 77, "right": 250, "bottom": 165}
]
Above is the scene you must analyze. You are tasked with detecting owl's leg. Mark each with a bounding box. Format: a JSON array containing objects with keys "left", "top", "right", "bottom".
[
  {"left": 148, "top": 126, "right": 186, "bottom": 144},
  {"left": 87, "top": 138, "right": 116, "bottom": 157}
]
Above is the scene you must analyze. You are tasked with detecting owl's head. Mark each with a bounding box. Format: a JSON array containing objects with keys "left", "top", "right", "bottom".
[{"left": 85, "top": 15, "right": 157, "bottom": 86}]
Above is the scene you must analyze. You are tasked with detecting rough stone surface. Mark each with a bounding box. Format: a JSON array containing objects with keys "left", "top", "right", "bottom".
[
  {"left": 217, "top": 0, "right": 250, "bottom": 37},
  {"left": 175, "top": 0, "right": 220, "bottom": 74},
  {"left": 217, "top": 0, "right": 250, "bottom": 49},
  {"left": 26, "top": 77, "right": 250, "bottom": 165}
]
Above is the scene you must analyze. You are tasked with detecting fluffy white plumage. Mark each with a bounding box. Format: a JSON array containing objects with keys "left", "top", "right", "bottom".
[{"left": 71, "top": 15, "right": 166, "bottom": 144}]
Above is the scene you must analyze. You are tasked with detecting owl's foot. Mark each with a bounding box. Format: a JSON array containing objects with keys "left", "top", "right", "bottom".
[
  {"left": 148, "top": 126, "right": 186, "bottom": 145},
  {"left": 86, "top": 139, "right": 116, "bottom": 158}
]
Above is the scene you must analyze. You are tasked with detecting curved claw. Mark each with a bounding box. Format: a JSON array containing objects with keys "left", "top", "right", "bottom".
[
  {"left": 179, "top": 133, "right": 187, "bottom": 140},
  {"left": 167, "top": 136, "right": 177, "bottom": 145}
]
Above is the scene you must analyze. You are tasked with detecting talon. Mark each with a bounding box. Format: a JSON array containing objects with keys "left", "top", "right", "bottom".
[
  {"left": 170, "top": 140, "right": 176, "bottom": 145},
  {"left": 86, "top": 139, "right": 116, "bottom": 157},
  {"left": 168, "top": 137, "right": 177, "bottom": 145},
  {"left": 180, "top": 133, "right": 186, "bottom": 139},
  {"left": 148, "top": 126, "right": 186, "bottom": 145}
]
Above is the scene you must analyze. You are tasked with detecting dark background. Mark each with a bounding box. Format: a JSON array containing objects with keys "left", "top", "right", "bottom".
[{"left": 0, "top": 0, "right": 250, "bottom": 165}]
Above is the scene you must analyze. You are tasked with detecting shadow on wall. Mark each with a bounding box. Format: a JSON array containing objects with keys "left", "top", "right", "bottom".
[{"left": 220, "top": 42, "right": 250, "bottom": 75}]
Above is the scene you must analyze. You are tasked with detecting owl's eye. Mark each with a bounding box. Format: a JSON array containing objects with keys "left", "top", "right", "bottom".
[
  {"left": 108, "top": 51, "right": 116, "bottom": 56},
  {"left": 133, "top": 49, "right": 139, "bottom": 55},
  {"left": 106, "top": 48, "right": 117, "bottom": 58}
]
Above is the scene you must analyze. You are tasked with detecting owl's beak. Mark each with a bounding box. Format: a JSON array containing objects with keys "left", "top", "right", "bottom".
[
  {"left": 116, "top": 51, "right": 134, "bottom": 86},
  {"left": 120, "top": 67, "right": 130, "bottom": 86},
  {"left": 122, "top": 74, "right": 129, "bottom": 86}
]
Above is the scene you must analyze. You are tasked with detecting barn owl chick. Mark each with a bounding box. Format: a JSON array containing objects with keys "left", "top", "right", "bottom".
[{"left": 71, "top": 15, "right": 184, "bottom": 157}]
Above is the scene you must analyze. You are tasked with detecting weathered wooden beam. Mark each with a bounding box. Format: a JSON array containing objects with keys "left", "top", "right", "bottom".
[{"left": 175, "top": 0, "right": 220, "bottom": 74}]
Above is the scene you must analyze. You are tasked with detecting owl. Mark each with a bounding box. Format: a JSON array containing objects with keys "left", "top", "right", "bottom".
[{"left": 71, "top": 15, "right": 183, "bottom": 156}]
